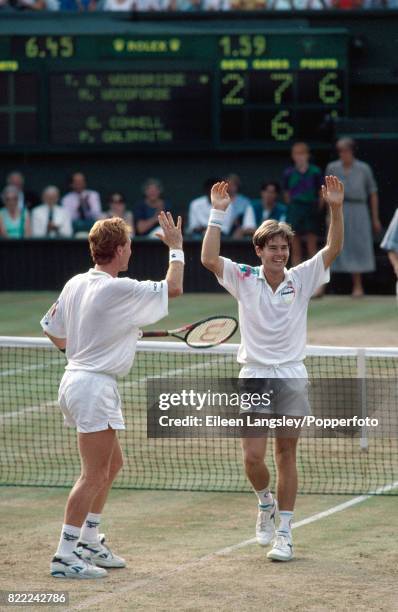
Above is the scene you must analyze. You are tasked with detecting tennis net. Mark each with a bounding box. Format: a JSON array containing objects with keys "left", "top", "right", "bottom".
[{"left": 1, "top": 336, "right": 397, "bottom": 495}]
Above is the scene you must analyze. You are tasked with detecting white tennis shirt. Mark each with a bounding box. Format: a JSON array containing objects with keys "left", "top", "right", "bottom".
[
  {"left": 217, "top": 251, "right": 330, "bottom": 366},
  {"left": 40, "top": 269, "right": 168, "bottom": 377}
]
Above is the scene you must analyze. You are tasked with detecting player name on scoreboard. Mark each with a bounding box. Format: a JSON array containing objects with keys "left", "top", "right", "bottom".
[{"left": 50, "top": 72, "right": 212, "bottom": 145}]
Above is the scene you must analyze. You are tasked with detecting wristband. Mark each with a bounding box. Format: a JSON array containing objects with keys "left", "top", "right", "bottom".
[
  {"left": 169, "top": 249, "right": 185, "bottom": 264},
  {"left": 208, "top": 208, "right": 226, "bottom": 229}
]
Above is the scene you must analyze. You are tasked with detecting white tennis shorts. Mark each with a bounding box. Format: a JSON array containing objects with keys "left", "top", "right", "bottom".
[
  {"left": 238, "top": 362, "right": 311, "bottom": 417},
  {"left": 58, "top": 370, "right": 125, "bottom": 433}
]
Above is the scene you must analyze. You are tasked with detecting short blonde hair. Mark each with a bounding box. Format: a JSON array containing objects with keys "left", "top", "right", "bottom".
[
  {"left": 88, "top": 217, "right": 131, "bottom": 265},
  {"left": 252, "top": 219, "right": 294, "bottom": 250}
]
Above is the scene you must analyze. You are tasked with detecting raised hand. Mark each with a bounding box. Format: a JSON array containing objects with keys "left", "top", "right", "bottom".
[
  {"left": 210, "top": 181, "right": 231, "bottom": 211},
  {"left": 155, "top": 211, "right": 183, "bottom": 249},
  {"left": 321, "top": 175, "right": 344, "bottom": 210}
]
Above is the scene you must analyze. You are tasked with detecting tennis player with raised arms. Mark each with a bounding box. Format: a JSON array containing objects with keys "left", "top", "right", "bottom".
[
  {"left": 201, "top": 176, "right": 344, "bottom": 561},
  {"left": 40, "top": 212, "right": 184, "bottom": 579}
]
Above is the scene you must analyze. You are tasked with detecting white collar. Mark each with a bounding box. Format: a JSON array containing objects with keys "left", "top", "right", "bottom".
[
  {"left": 89, "top": 268, "right": 113, "bottom": 278},
  {"left": 258, "top": 265, "right": 291, "bottom": 293}
]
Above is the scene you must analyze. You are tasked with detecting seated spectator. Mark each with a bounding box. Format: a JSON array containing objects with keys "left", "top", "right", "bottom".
[
  {"left": 54, "top": 0, "right": 97, "bottom": 8},
  {"left": 31, "top": 186, "right": 72, "bottom": 238},
  {"left": 134, "top": 178, "right": 171, "bottom": 237},
  {"left": 186, "top": 177, "right": 242, "bottom": 237},
  {"left": 134, "top": 0, "right": 170, "bottom": 8},
  {"left": 0, "top": 186, "right": 31, "bottom": 238},
  {"left": 230, "top": 0, "right": 265, "bottom": 8},
  {"left": 251, "top": 181, "right": 288, "bottom": 226},
  {"left": 103, "top": 192, "right": 134, "bottom": 233},
  {"left": 283, "top": 141, "right": 323, "bottom": 266},
  {"left": 6, "top": 170, "right": 38, "bottom": 210},
  {"left": 103, "top": 0, "right": 134, "bottom": 8},
  {"left": 13, "top": 0, "right": 46, "bottom": 8},
  {"left": 226, "top": 173, "right": 256, "bottom": 237},
  {"left": 61, "top": 172, "right": 102, "bottom": 235}
]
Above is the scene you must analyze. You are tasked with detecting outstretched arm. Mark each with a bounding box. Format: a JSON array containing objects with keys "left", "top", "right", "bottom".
[
  {"left": 321, "top": 175, "right": 344, "bottom": 269},
  {"left": 201, "top": 181, "right": 231, "bottom": 278},
  {"left": 156, "top": 211, "right": 184, "bottom": 298}
]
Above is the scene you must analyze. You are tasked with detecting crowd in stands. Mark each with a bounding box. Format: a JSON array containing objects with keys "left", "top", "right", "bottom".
[
  {"left": 1, "top": 0, "right": 397, "bottom": 9},
  {"left": 0, "top": 138, "right": 387, "bottom": 296}
]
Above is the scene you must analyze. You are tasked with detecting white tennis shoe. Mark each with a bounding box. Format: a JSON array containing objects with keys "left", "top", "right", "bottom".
[
  {"left": 51, "top": 550, "right": 108, "bottom": 579},
  {"left": 77, "top": 533, "right": 126, "bottom": 568},
  {"left": 267, "top": 533, "right": 294, "bottom": 561},
  {"left": 256, "top": 500, "right": 276, "bottom": 546}
]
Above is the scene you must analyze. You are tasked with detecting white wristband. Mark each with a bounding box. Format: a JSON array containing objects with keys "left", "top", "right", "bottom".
[
  {"left": 169, "top": 249, "right": 185, "bottom": 264},
  {"left": 208, "top": 208, "right": 226, "bottom": 229}
]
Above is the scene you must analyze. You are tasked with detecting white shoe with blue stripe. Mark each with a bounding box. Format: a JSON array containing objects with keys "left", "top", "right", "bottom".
[
  {"left": 256, "top": 500, "right": 276, "bottom": 546},
  {"left": 77, "top": 533, "right": 126, "bottom": 568},
  {"left": 51, "top": 550, "right": 108, "bottom": 579},
  {"left": 267, "top": 533, "right": 294, "bottom": 561}
]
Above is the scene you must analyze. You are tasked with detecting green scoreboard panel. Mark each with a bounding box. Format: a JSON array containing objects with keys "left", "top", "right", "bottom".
[{"left": 0, "top": 30, "right": 348, "bottom": 151}]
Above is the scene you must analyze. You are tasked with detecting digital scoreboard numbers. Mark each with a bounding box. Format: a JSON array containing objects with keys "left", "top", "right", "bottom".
[
  {"left": 218, "top": 34, "right": 346, "bottom": 146},
  {"left": 50, "top": 72, "right": 212, "bottom": 146},
  {"left": 1, "top": 30, "right": 348, "bottom": 151}
]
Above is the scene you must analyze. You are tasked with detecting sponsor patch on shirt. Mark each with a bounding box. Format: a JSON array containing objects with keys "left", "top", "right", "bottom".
[{"left": 280, "top": 282, "right": 296, "bottom": 304}]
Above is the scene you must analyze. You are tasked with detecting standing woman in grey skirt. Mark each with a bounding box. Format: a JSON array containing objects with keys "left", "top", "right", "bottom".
[{"left": 326, "top": 138, "right": 381, "bottom": 297}]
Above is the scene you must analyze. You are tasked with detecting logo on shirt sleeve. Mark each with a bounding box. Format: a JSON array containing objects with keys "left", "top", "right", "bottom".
[
  {"left": 42, "top": 301, "right": 59, "bottom": 325},
  {"left": 236, "top": 264, "right": 259, "bottom": 280},
  {"left": 151, "top": 281, "right": 163, "bottom": 293}
]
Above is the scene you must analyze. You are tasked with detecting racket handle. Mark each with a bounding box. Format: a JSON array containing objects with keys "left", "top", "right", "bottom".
[{"left": 141, "top": 331, "right": 169, "bottom": 338}]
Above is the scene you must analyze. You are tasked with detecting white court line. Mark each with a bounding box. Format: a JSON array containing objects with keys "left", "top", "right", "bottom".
[
  {"left": 0, "top": 358, "right": 61, "bottom": 378},
  {"left": 0, "top": 356, "right": 225, "bottom": 421},
  {"left": 0, "top": 400, "right": 58, "bottom": 422},
  {"left": 69, "top": 480, "right": 398, "bottom": 611}
]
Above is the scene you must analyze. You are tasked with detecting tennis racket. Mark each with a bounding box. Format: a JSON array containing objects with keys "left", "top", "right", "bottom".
[{"left": 139, "top": 315, "right": 238, "bottom": 348}]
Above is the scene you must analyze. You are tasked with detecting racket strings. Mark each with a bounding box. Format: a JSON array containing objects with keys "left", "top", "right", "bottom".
[{"left": 186, "top": 317, "right": 237, "bottom": 347}]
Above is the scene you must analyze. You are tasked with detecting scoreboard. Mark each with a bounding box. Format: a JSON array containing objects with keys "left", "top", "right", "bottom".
[{"left": 0, "top": 29, "right": 348, "bottom": 151}]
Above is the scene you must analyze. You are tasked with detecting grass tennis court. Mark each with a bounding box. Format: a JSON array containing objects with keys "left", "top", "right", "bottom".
[{"left": 1, "top": 292, "right": 397, "bottom": 610}]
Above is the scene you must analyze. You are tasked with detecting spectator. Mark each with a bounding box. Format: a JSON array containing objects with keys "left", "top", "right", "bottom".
[
  {"left": 134, "top": 0, "right": 170, "bottom": 8},
  {"left": 102, "top": 0, "right": 134, "bottom": 8},
  {"left": 326, "top": 137, "right": 381, "bottom": 297},
  {"left": 134, "top": 178, "right": 171, "bottom": 237},
  {"left": 187, "top": 177, "right": 253, "bottom": 238},
  {"left": 6, "top": 171, "right": 38, "bottom": 210},
  {"left": 381, "top": 208, "right": 398, "bottom": 285},
  {"left": 283, "top": 142, "right": 323, "bottom": 266},
  {"left": 13, "top": 0, "right": 46, "bottom": 9},
  {"left": 54, "top": 0, "right": 97, "bottom": 8},
  {"left": 250, "top": 181, "right": 288, "bottom": 227},
  {"left": 176, "top": 0, "right": 202, "bottom": 8},
  {"left": 225, "top": 173, "right": 256, "bottom": 237},
  {"left": 0, "top": 186, "right": 31, "bottom": 238},
  {"left": 61, "top": 172, "right": 102, "bottom": 235},
  {"left": 31, "top": 186, "right": 72, "bottom": 238},
  {"left": 103, "top": 192, "right": 134, "bottom": 233}
]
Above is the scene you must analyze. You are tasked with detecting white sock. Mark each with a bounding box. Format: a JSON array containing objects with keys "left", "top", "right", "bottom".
[
  {"left": 80, "top": 512, "right": 101, "bottom": 543},
  {"left": 255, "top": 487, "right": 274, "bottom": 508},
  {"left": 277, "top": 511, "right": 293, "bottom": 536},
  {"left": 55, "top": 524, "right": 81, "bottom": 557}
]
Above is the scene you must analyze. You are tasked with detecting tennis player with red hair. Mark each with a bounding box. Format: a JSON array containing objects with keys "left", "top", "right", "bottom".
[{"left": 41, "top": 212, "right": 184, "bottom": 579}]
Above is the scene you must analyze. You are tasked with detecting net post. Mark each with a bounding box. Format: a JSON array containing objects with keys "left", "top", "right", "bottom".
[{"left": 357, "top": 348, "right": 368, "bottom": 451}]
